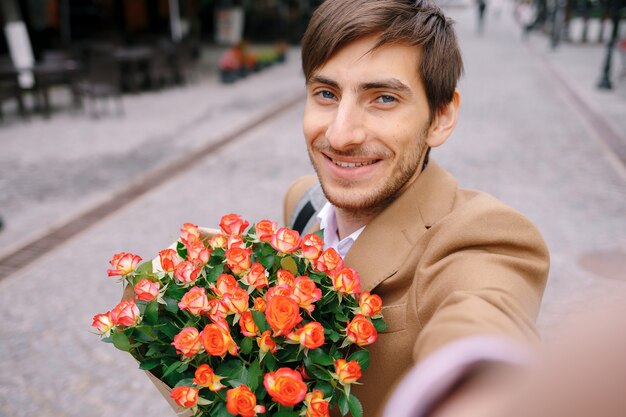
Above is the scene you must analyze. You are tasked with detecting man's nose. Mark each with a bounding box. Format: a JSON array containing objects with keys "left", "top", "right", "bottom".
[{"left": 325, "top": 99, "right": 366, "bottom": 151}]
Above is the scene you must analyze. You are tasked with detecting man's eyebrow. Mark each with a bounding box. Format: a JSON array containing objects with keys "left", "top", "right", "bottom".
[
  {"left": 307, "top": 76, "right": 339, "bottom": 88},
  {"left": 361, "top": 79, "right": 412, "bottom": 96}
]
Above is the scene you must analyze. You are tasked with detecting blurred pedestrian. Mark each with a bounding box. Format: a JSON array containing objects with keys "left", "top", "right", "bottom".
[
  {"left": 515, "top": 0, "right": 537, "bottom": 38},
  {"left": 477, "top": 0, "right": 487, "bottom": 33}
]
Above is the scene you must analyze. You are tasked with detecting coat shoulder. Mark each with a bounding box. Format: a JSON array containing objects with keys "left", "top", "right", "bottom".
[{"left": 283, "top": 175, "right": 319, "bottom": 227}]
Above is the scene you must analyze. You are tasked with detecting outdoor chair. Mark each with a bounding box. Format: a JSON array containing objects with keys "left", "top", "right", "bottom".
[
  {"left": 0, "top": 69, "right": 27, "bottom": 121},
  {"left": 78, "top": 45, "right": 123, "bottom": 118}
]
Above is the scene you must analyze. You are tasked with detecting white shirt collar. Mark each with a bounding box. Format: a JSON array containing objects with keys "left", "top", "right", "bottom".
[{"left": 316, "top": 202, "right": 365, "bottom": 258}]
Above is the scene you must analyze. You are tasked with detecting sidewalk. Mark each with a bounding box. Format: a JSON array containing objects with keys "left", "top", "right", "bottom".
[{"left": 0, "top": 47, "right": 305, "bottom": 259}]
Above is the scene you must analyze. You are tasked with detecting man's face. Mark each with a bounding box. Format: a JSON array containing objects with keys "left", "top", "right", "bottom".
[{"left": 303, "top": 35, "right": 432, "bottom": 213}]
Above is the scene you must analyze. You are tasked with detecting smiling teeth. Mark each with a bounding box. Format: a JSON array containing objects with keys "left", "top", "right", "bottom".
[{"left": 332, "top": 159, "right": 376, "bottom": 168}]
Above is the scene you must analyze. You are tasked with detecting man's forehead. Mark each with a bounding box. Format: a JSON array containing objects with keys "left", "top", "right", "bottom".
[{"left": 308, "top": 38, "right": 423, "bottom": 86}]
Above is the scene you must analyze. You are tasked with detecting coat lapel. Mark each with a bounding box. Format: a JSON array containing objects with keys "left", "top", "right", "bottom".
[{"left": 344, "top": 161, "right": 458, "bottom": 292}]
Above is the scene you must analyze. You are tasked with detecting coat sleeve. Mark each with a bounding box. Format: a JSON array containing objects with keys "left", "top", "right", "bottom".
[{"left": 412, "top": 194, "right": 550, "bottom": 362}]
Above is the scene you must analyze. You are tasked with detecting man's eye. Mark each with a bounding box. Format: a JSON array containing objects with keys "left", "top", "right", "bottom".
[
  {"left": 377, "top": 95, "right": 396, "bottom": 104},
  {"left": 318, "top": 90, "right": 335, "bottom": 100}
]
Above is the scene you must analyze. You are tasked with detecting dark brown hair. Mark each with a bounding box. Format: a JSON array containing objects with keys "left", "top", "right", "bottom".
[{"left": 301, "top": 0, "right": 463, "bottom": 119}]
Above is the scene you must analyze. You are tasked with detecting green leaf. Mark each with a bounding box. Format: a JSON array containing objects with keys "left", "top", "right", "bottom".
[
  {"left": 309, "top": 348, "right": 334, "bottom": 366},
  {"left": 138, "top": 359, "right": 160, "bottom": 371},
  {"left": 273, "top": 411, "right": 299, "bottom": 417},
  {"left": 206, "top": 264, "right": 224, "bottom": 283},
  {"left": 135, "top": 261, "right": 153, "bottom": 275},
  {"left": 264, "top": 353, "right": 278, "bottom": 371},
  {"left": 338, "top": 392, "right": 349, "bottom": 416},
  {"left": 176, "top": 241, "right": 187, "bottom": 259},
  {"left": 210, "top": 401, "right": 233, "bottom": 417},
  {"left": 259, "top": 255, "right": 274, "bottom": 270},
  {"left": 247, "top": 359, "right": 262, "bottom": 391},
  {"left": 314, "top": 381, "right": 333, "bottom": 398},
  {"left": 144, "top": 300, "right": 159, "bottom": 324},
  {"left": 216, "top": 359, "right": 245, "bottom": 380},
  {"left": 280, "top": 256, "right": 298, "bottom": 274},
  {"left": 157, "top": 322, "right": 180, "bottom": 339},
  {"left": 372, "top": 318, "right": 388, "bottom": 332},
  {"left": 314, "top": 229, "right": 325, "bottom": 239},
  {"left": 347, "top": 350, "right": 370, "bottom": 371},
  {"left": 348, "top": 394, "right": 363, "bottom": 417},
  {"left": 240, "top": 337, "right": 253, "bottom": 355},
  {"left": 325, "top": 329, "right": 341, "bottom": 343},
  {"left": 162, "top": 361, "right": 183, "bottom": 378},
  {"left": 132, "top": 327, "right": 155, "bottom": 343},
  {"left": 174, "top": 378, "right": 195, "bottom": 388},
  {"left": 163, "top": 297, "right": 180, "bottom": 314},
  {"left": 251, "top": 310, "right": 270, "bottom": 333},
  {"left": 112, "top": 332, "right": 131, "bottom": 352}
]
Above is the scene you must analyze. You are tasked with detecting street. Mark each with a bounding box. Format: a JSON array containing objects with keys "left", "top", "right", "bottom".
[{"left": 0, "top": 4, "right": 625, "bottom": 417}]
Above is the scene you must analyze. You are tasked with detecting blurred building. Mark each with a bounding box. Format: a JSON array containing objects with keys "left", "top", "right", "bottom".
[{"left": 0, "top": 0, "right": 320, "bottom": 60}]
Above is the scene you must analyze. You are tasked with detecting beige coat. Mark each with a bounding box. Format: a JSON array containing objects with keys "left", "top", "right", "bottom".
[{"left": 283, "top": 161, "right": 549, "bottom": 417}]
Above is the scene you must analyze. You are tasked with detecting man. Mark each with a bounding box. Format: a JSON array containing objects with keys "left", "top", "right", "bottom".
[{"left": 284, "top": 1, "right": 549, "bottom": 416}]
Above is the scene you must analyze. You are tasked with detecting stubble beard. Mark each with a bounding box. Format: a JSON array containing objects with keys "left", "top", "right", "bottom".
[{"left": 308, "top": 130, "right": 428, "bottom": 217}]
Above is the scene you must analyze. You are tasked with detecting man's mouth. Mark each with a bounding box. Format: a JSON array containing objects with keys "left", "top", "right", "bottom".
[{"left": 325, "top": 154, "right": 380, "bottom": 168}]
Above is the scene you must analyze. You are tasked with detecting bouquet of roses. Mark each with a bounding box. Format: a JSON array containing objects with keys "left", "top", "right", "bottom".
[{"left": 92, "top": 214, "right": 385, "bottom": 417}]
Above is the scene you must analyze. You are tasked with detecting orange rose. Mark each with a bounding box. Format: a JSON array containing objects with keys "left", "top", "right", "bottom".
[
  {"left": 265, "top": 295, "right": 302, "bottom": 336},
  {"left": 180, "top": 222, "right": 201, "bottom": 247},
  {"left": 110, "top": 298, "right": 140, "bottom": 327},
  {"left": 305, "top": 390, "right": 330, "bottom": 417},
  {"left": 359, "top": 292, "right": 383, "bottom": 317},
  {"left": 270, "top": 228, "right": 301, "bottom": 253},
  {"left": 212, "top": 273, "right": 239, "bottom": 297},
  {"left": 266, "top": 284, "right": 293, "bottom": 302},
  {"left": 297, "top": 321, "right": 325, "bottom": 350},
  {"left": 225, "top": 247, "right": 252, "bottom": 275},
  {"left": 301, "top": 233, "right": 324, "bottom": 261},
  {"left": 243, "top": 263, "right": 269, "bottom": 289},
  {"left": 159, "top": 248, "right": 180, "bottom": 272},
  {"left": 334, "top": 359, "right": 362, "bottom": 385},
  {"left": 257, "top": 330, "right": 277, "bottom": 353},
  {"left": 255, "top": 219, "right": 277, "bottom": 242},
  {"left": 222, "top": 287, "right": 249, "bottom": 315},
  {"left": 254, "top": 296, "right": 267, "bottom": 313},
  {"left": 264, "top": 367, "right": 307, "bottom": 407},
  {"left": 200, "top": 323, "right": 238, "bottom": 357},
  {"left": 170, "top": 386, "right": 199, "bottom": 408},
  {"left": 209, "top": 233, "right": 228, "bottom": 249},
  {"left": 193, "top": 364, "right": 225, "bottom": 391},
  {"left": 206, "top": 298, "right": 229, "bottom": 323},
  {"left": 313, "top": 248, "right": 343, "bottom": 273},
  {"left": 291, "top": 276, "right": 322, "bottom": 312},
  {"left": 186, "top": 240, "right": 212, "bottom": 265},
  {"left": 346, "top": 314, "right": 378, "bottom": 346},
  {"left": 171, "top": 327, "right": 203, "bottom": 358},
  {"left": 330, "top": 267, "right": 361, "bottom": 294},
  {"left": 227, "top": 235, "right": 247, "bottom": 250},
  {"left": 134, "top": 278, "right": 160, "bottom": 301},
  {"left": 106, "top": 252, "right": 142, "bottom": 277},
  {"left": 220, "top": 213, "right": 250, "bottom": 236},
  {"left": 173, "top": 260, "right": 201, "bottom": 285},
  {"left": 226, "top": 385, "right": 265, "bottom": 417},
  {"left": 91, "top": 312, "right": 113, "bottom": 334},
  {"left": 239, "top": 311, "right": 260, "bottom": 337},
  {"left": 178, "top": 286, "right": 210, "bottom": 316},
  {"left": 276, "top": 269, "right": 296, "bottom": 287}
]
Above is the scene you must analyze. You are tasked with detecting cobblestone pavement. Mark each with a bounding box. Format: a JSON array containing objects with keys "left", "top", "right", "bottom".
[{"left": 0, "top": 5, "right": 625, "bottom": 417}]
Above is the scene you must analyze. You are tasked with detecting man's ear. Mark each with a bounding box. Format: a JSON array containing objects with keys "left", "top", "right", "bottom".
[{"left": 426, "top": 90, "right": 461, "bottom": 148}]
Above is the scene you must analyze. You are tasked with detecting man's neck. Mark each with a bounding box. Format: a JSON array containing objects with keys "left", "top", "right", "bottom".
[{"left": 335, "top": 207, "right": 376, "bottom": 240}]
